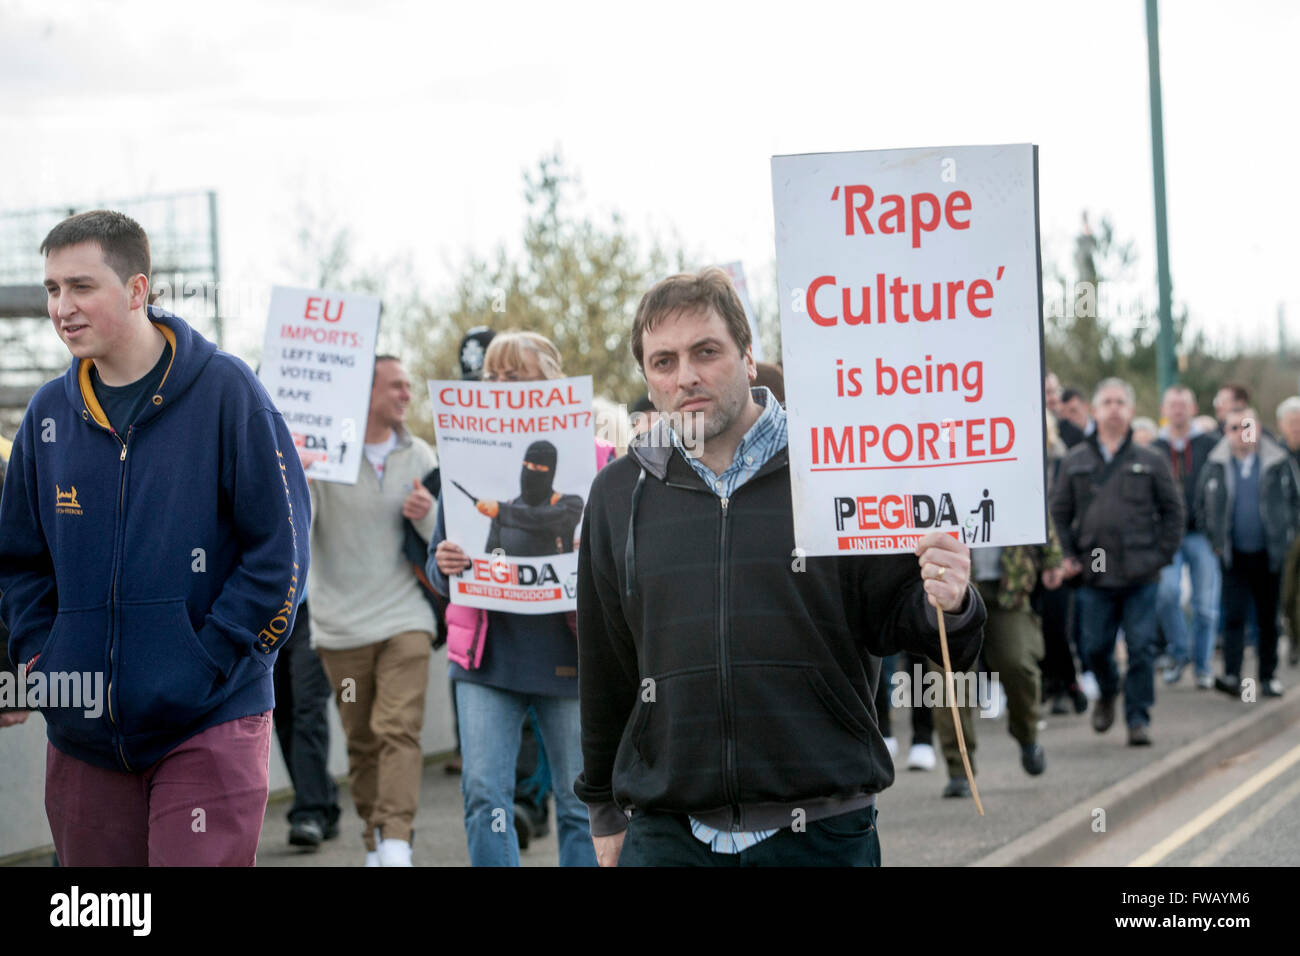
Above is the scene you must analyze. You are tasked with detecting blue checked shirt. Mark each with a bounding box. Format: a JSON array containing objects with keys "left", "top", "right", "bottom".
[{"left": 668, "top": 386, "right": 787, "bottom": 853}]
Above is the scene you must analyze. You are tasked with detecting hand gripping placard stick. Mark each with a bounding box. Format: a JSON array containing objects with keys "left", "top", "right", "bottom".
[{"left": 931, "top": 578, "right": 984, "bottom": 816}]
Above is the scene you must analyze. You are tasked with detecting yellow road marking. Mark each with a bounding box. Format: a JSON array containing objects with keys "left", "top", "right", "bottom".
[
  {"left": 1189, "top": 775, "right": 1300, "bottom": 866},
  {"left": 1129, "top": 741, "right": 1300, "bottom": 867}
]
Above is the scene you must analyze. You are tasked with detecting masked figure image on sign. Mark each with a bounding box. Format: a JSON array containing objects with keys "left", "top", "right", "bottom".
[{"left": 474, "top": 440, "right": 585, "bottom": 556}]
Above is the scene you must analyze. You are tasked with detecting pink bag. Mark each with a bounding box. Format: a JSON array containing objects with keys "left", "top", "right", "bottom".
[
  {"left": 595, "top": 437, "right": 616, "bottom": 470},
  {"left": 445, "top": 603, "right": 488, "bottom": 670}
]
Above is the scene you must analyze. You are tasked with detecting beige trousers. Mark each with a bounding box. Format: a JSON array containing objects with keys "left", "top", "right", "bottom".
[{"left": 318, "top": 630, "right": 431, "bottom": 848}]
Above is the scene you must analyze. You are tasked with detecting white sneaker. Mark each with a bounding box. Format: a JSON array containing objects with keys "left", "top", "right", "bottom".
[
  {"left": 378, "top": 838, "right": 413, "bottom": 867},
  {"left": 979, "top": 680, "right": 1006, "bottom": 719},
  {"left": 1079, "top": 671, "right": 1102, "bottom": 702},
  {"left": 907, "top": 742, "right": 936, "bottom": 771},
  {"left": 883, "top": 735, "right": 899, "bottom": 758}
]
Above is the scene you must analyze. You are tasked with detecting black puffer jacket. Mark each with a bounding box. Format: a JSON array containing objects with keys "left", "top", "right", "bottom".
[
  {"left": 574, "top": 426, "right": 985, "bottom": 836},
  {"left": 1196, "top": 434, "right": 1300, "bottom": 573},
  {"left": 1048, "top": 430, "right": 1184, "bottom": 588}
]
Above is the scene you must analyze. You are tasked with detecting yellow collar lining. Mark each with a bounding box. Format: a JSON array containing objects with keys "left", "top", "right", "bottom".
[{"left": 78, "top": 322, "right": 178, "bottom": 431}]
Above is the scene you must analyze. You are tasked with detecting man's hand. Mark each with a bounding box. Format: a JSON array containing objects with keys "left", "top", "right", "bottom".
[
  {"left": 1060, "top": 556, "right": 1083, "bottom": 579},
  {"left": 594, "top": 831, "right": 626, "bottom": 868},
  {"left": 435, "top": 540, "right": 472, "bottom": 577},
  {"left": 475, "top": 499, "right": 499, "bottom": 519},
  {"left": 403, "top": 479, "right": 434, "bottom": 522},
  {"left": 0, "top": 711, "right": 30, "bottom": 729},
  {"left": 1041, "top": 567, "right": 1065, "bottom": 590},
  {"left": 914, "top": 531, "right": 972, "bottom": 613}
]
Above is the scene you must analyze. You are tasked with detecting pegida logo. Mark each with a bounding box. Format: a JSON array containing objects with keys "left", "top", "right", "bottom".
[
  {"left": 292, "top": 430, "right": 349, "bottom": 469},
  {"left": 833, "top": 489, "right": 996, "bottom": 550},
  {"left": 55, "top": 484, "right": 83, "bottom": 516},
  {"left": 455, "top": 557, "right": 568, "bottom": 602},
  {"left": 470, "top": 557, "right": 561, "bottom": 586},
  {"left": 834, "top": 492, "right": 960, "bottom": 531}
]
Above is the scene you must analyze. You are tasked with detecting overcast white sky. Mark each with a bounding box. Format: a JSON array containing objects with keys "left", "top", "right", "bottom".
[{"left": 3, "top": 0, "right": 1296, "bottom": 361}]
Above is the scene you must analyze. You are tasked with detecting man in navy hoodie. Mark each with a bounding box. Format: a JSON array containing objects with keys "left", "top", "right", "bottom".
[{"left": 0, "top": 210, "right": 309, "bottom": 866}]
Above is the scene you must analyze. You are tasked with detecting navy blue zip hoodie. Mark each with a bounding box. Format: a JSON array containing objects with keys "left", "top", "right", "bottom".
[{"left": 0, "top": 306, "right": 309, "bottom": 772}]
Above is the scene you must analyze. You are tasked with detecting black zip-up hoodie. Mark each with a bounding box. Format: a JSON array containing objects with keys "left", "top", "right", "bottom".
[{"left": 574, "top": 426, "right": 985, "bottom": 836}]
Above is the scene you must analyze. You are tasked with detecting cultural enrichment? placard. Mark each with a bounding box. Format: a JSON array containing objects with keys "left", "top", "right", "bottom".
[
  {"left": 259, "top": 285, "right": 381, "bottom": 485},
  {"left": 771, "top": 144, "right": 1046, "bottom": 555},
  {"left": 430, "top": 376, "right": 596, "bottom": 613}
]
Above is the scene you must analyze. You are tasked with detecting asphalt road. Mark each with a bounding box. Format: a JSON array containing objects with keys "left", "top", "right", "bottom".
[
  {"left": 1068, "top": 725, "right": 1300, "bottom": 867},
  {"left": 875, "top": 657, "right": 1299, "bottom": 866},
  {"left": 258, "top": 647, "right": 1300, "bottom": 867}
]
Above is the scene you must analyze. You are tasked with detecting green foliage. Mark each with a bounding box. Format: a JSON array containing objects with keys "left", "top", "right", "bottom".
[
  {"left": 1043, "top": 212, "right": 1297, "bottom": 419},
  {"left": 401, "top": 151, "right": 689, "bottom": 437},
  {"left": 1045, "top": 214, "right": 1179, "bottom": 413},
  {"left": 1044, "top": 215, "right": 1138, "bottom": 397}
]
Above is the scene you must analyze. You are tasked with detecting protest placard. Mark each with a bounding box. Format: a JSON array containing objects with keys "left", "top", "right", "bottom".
[
  {"left": 719, "top": 261, "right": 763, "bottom": 361},
  {"left": 259, "top": 285, "right": 381, "bottom": 485},
  {"left": 430, "top": 375, "right": 596, "bottom": 613},
  {"left": 771, "top": 144, "right": 1046, "bottom": 555}
]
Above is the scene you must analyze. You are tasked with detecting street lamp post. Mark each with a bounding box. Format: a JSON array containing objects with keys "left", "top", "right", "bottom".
[{"left": 1146, "top": 0, "right": 1176, "bottom": 394}]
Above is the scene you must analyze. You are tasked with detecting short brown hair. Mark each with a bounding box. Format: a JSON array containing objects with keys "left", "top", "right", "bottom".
[
  {"left": 753, "top": 361, "right": 785, "bottom": 403},
  {"left": 40, "top": 210, "right": 151, "bottom": 285},
  {"left": 631, "top": 267, "right": 751, "bottom": 368},
  {"left": 1214, "top": 383, "right": 1250, "bottom": 410}
]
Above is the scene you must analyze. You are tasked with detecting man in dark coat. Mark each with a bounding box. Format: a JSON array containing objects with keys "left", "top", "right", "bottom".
[{"left": 1049, "top": 378, "right": 1184, "bottom": 746}]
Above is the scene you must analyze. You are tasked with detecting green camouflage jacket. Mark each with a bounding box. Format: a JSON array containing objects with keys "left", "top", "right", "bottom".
[{"left": 995, "top": 518, "right": 1063, "bottom": 612}]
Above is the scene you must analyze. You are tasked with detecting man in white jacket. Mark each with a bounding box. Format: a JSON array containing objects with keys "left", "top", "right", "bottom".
[{"left": 308, "top": 355, "right": 438, "bottom": 866}]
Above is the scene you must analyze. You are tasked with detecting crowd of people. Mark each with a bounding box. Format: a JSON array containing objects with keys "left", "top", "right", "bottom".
[
  {"left": 1046, "top": 373, "right": 1300, "bottom": 703},
  {"left": 2, "top": 209, "right": 1299, "bottom": 867},
  {"left": 871, "top": 372, "right": 1300, "bottom": 798}
]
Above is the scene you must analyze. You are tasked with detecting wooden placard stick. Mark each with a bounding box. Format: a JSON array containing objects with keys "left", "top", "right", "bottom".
[{"left": 932, "top": 592, "right": 984, "bottom": 816}]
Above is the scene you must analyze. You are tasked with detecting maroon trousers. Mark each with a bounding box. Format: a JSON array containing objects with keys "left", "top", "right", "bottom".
[{"left": 45, "top": 711, "right": 272, "bottom": 866}]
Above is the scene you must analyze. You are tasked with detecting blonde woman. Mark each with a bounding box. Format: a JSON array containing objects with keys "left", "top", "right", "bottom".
[{"left": 427, "top": 331, "right": 611, "bottom": 866}]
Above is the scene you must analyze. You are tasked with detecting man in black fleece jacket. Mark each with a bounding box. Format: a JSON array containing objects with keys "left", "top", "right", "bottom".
[{"left": 575, "top": 269, "right": 985, "bottom": 867}]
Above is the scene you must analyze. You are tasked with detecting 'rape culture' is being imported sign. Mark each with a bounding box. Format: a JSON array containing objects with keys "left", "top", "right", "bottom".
[
  {"left": 430, "top": 375, "right": 596, "bottom": 613},
  {"left": 771, "top": 144, "right": 1046, "bottom": 556},
  {"left": 260, "top": 285, "right": 381, "bottom": 485}
]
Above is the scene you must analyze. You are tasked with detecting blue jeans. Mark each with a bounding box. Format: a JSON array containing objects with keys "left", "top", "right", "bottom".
[
  {"left": 516, "top": 707, "right": 552, "bottom": 808},
  {"left": 455, "top": 680, "right": 597, "bottom": 867},
  {"left": 1156, "top": 532, "right": 1221, "bottom": 677},
  {"left": 1077, "top": 581, "right": 1160, "bottom": 728}
]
